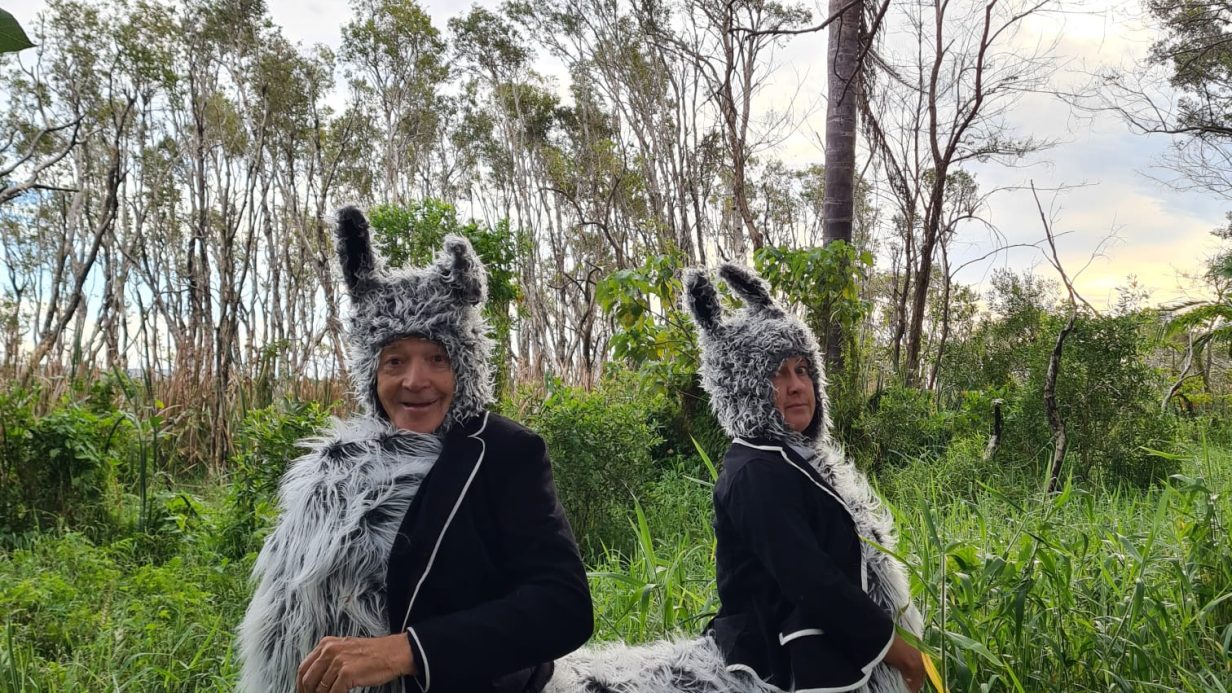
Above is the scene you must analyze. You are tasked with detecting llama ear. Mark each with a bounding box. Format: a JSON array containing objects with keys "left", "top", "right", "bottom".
[
  {"left": 334, "top": 206, "right": 378, "bottom": 293},
  {"left": 435, "top": 234, "right": 488, "bottom": 306},
  {"left": 684, "top": 268, "right": 723, "bottom": 333},
  {"left": 719, "top": 263, "right": 778, "bottom": 314}
]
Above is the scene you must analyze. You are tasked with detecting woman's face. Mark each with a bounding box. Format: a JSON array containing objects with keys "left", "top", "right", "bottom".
[
  {"left": 772, "top": 355, "right": 816, "bottom": 434},
  {"left": 375, "top": 337, "right": 456, "bottom": 433}
]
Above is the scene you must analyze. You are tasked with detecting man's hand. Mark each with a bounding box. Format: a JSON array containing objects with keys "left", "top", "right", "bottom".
[
  {"left": 296, "top": 633, "right": 415, "bottom": 693},
  {"left": 883, "top": 633, "right": 925, "bottom": 693}
]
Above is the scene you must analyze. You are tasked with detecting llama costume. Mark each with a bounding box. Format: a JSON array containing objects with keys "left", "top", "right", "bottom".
[
  {"left": 546, "top": 264, "right": 922, "bottom": 693},
  {"left": 685, "top": 263, "right": 922, "bottom": 693},
  {"left": 236, "top": 207, "right": 592, "bottom": 693}
]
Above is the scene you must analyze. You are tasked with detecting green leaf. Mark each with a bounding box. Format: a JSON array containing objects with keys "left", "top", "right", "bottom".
[{"left": 0, "top": 9, "right": 34, "bottom": 53}]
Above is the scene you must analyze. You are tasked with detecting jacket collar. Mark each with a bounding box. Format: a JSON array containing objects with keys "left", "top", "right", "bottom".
[{"left": 733, "top": 436, "right": 853, "bottom": 519}]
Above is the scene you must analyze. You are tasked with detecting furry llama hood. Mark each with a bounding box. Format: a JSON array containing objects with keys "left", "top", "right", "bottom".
[
  {"left": 646, "top": 262, "right": 925, "bottom": 693},
  {"left": 334, "top": 205, "right": 494, "bottom": 433}
]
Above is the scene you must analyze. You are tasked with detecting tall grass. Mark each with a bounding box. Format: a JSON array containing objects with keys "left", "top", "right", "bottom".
[
  {"left": 2, "top": 436, "right": 1229, "bottom": 691},
  {"left": 583, "top": 438, "right": 1232, "bottom": 691}
]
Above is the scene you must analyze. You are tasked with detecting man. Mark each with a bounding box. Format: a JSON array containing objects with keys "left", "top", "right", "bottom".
[{"left": 237, "top": 207, "right": 592, "bottom": 693}]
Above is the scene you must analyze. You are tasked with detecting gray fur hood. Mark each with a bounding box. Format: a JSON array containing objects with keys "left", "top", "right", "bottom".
[
  {"left": 334, "top": 206, "right": 494, "bottom": 432},
  {"left": 684, "top": 263, "right": 831, "bottom": 447}
]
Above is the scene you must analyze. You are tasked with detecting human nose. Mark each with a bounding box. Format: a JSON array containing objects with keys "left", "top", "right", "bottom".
[
  {"left": 790, "top": 371, "right": 809, "bottom": 394},
  {"left": 400, "top": 359, "right": 430, "bottom": 389}
]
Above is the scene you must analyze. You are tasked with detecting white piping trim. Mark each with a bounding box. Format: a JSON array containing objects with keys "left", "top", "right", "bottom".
[
  {"left": 401, "top": 411, "right": 491, "bottom": 633},
  {"left": 406, "top": 626, "right": 429, "bottom": 693},
  {"left": 728, "top": 645, "right": 895, "bottom": 693},
  {"left": 779, "top": 628, "right": 824, "bottom": 645},
  {"left": 786, "top": 628, "right": 898, "bottom": 693},
  {"left": 733, "top": 439, "right": 856, "bottom": 521}
]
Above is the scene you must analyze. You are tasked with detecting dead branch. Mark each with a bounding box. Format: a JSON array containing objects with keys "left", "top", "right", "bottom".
[
  {"left": 983, "top": 398, "right": 1004, "bottom": 462},
  {"left": 1032, "top": 181, "right": 1094, "bottom": 494}
]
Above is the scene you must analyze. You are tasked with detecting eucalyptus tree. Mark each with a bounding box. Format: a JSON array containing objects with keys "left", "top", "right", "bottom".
[
  {"left": 509, "top": 0, "right": 721, "bottom": 264},
  {"left": 1097, "top": 1, "right": 1232, "bottom": 199},
  {"left": 450, "top": 5, "right": 589, "bottom": 379},
  {"left": 339, "top": 0, "right": 449, "bottom": 204},
  {"left": 10, "top": 0, "right": 138, "bottom": 382}
]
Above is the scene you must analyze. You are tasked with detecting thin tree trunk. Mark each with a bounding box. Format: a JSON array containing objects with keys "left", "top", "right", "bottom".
[
  {"left": 1045, "top": 307, "right": 1076, "bottom": 494},
  {"left": 25, "top": 99, "right": 133, "bottom": 378}
]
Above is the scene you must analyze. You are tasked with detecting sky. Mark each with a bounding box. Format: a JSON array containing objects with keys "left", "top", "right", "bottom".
[{"left": 9, "top": 0, "right": 1227, "bottom": 311}]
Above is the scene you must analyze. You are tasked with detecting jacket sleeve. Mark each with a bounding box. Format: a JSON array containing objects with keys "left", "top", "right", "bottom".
[
  {"left": 405, "top": 430, "right": 594, "bottom": 691},
  {"left": 721, "top": 459, "right": 895, "bottom": 667}
]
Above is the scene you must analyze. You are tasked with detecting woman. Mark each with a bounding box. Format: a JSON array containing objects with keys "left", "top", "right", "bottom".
[
  {"left": 684, "top": 263, "right": 925, "bottom": 693},
  {"left": 236, "top": 207, "right": 593, "bottom": 693}
]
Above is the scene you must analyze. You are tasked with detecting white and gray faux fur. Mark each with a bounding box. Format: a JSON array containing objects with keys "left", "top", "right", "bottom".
[
  {"left": 236, "top": 417, "right": 442, "bottom": 693},
  {"left": 334, "top": 205, "right": 495, "bottom": 432}
]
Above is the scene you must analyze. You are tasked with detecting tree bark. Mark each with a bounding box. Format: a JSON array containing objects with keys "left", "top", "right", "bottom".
[
  {"left": 821, "top": 0, "right": 864, "bottom": 371},
  {"left": 1045, "top": 307, "right": 1076, "bottom": 494}
]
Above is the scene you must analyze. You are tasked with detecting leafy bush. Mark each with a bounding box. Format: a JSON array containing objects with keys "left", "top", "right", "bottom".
[
  {"left": 522, "top": 372, "right": 667, "bottom": 557},
  {"left": 938, "top": 273, "right": 1180, "bottom": 488},
  {"left": 0, "top": 393, "right": 134, "bottom": 539},
  {"left": 1003, "top": 313, "right": 1179, "bottom": 488},
  {"left": 853, "top": 385, "right": 952, "bottom": 468},
  {"left": 595, "top": 252, "right": 699, "bottom": 394},
  {"left": 216, "top": 399, "right": 330, "bottom": 559}
]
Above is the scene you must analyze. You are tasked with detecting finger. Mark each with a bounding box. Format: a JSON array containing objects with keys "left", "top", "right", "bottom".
[
  {"left": 319, "top": 657, "right": 345, "bottom": 693},
  {"left": 329, "top": 660, "right": 356, "bottom": 693},
  {"left": 297, "top": 645, "right": 324, "bottom": 693},
  {"left": 302, "top": 643, "right": 337, "bottom": 693}
]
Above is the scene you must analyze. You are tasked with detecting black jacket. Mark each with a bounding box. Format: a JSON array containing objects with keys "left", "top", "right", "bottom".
[
  {"left": 709, "top": 438, "right": 895, "bottom": 692},
  {"left": 385, "top": 411, "right": 593, "bottom": 693}
]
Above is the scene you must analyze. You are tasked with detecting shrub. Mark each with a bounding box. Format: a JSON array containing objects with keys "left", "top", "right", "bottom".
[
  {"left": 523, "top": 372, "right": 666, "bottom": 558},
  {"left": 216, "top": 399, "right": 330, "bottom": 558},
  {"left": 853, "top": 385, "right": 952, "bottom": 468},
  {"left": 0, "top": 394, "right": 133, "bottom": 539},
  {"left": 1005, "top": 313, "right": 1179, "bottom": 488}
]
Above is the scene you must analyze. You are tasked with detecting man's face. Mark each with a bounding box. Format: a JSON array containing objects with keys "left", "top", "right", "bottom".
[{"left": 375, "top": 337, "right": 456, "bottom": 433}]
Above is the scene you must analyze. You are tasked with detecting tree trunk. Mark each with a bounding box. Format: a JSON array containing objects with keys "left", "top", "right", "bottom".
[
  {"left": 1045, "top": 309, "right": 1076, "bottom": 494},
  {"left": 822, "top": 0, "right": 864, "bottom": 371}
]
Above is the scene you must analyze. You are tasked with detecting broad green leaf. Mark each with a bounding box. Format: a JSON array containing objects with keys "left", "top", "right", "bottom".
[{"left": 0, "top": 9, "right": 33, "bottom": 54}]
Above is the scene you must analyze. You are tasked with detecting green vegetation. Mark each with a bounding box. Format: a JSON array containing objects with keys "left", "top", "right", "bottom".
[{"left": 2, "top": 372, "right": 1230, "bottom": 690}]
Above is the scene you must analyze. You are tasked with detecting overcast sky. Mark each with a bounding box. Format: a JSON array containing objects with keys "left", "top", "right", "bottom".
[{"left": 10, "top": 0, "right": 1226, "bottom": 309}]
